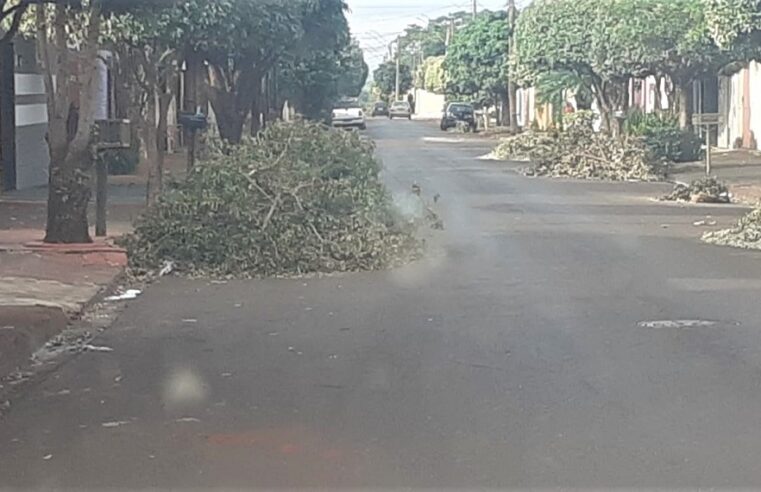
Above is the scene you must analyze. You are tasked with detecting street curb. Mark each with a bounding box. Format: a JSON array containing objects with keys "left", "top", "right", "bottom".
[
  {"left": 0, "top": 262, "right": 127, "bottom": 385},
  {"left": 0, "top": 306, "right": 70, "bottom": 380}
]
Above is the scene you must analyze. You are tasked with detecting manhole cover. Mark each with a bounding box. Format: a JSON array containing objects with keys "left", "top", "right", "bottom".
[{"left": 638, "top": 319, "right": 719, "bottom": 329}]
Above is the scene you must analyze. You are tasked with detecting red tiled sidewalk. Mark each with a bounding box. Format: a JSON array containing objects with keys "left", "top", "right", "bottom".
[{"left": 0, "top": 206, "right": 131, "bottom": 378}]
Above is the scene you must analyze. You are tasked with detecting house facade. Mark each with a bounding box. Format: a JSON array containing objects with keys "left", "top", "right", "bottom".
[
  {"left": 0, "top": 38, "right": 112, "bottom": 192},
  {"left": 626, "top": 62, "right": 761, "bottom": 150},
  {"left": 718, "top": 61, "right": 761, "bottom": 150},
  {"left": 1, "top": 38, "right": 50, "bottom": 191}
]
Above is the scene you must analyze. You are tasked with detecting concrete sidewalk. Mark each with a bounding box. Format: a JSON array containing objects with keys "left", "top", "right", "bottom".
[
  {"left": 0, "top": 153, "right": 190, "bottom": 379},
  {"left": 667, "top": 148, "right": 761, "bottom": 204},
  {"left": 0, "top": 211, "right": 131, "bottom": 380}
]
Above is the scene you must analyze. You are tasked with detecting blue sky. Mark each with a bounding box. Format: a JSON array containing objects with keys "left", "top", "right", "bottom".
[{"left": 346, "top": 0, "right": 524, "bottom": 70}]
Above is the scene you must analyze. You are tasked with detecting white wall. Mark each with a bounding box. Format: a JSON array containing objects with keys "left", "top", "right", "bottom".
[
  {"left": 750, "top": 61, "right": 761, "bottom": 149},
  {"left": 718, "top": 63, "right": 759, "bottom": 149},
  {"left": 412, "top": 88, "right": 446, "bottom": 118},
  {"left": 93, "top": 51, "right": 110, "bottom": 121},
  {"left": 13, "top": 72, "right": 50, "bottom": 189}
]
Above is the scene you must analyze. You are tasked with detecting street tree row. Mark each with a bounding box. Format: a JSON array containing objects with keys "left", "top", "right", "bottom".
[
  {"left": 3, "top": 0, "right": 367, "bottom": 243},
  {"left": 377, "top": 0, "right": 761, "bottom": 131}
]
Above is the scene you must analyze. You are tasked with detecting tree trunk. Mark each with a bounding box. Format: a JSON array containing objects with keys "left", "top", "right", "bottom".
[
  {"left": 144, "top": 90, "right": 160, "bottom": 204},
  {"left": 499, "top": 91, "right": 509, "bottom": 127},
  {"left": 208, "top": 65, "right": 259, "bottom": 143},
  {"left": 210, "top": 88, "right": 246, "bottom": 143},
  {"left": 592, "top": 82, "right": 612, "bottom": 134},
  {"left": 154, "top": 91, "right": 171, "bottom": 198},
  {"left": 39, "top": 2, "right": 102, "bottom": 244},
  {"left": 507, "top": 81, "right": 518, "bottom": 129},
  {"left": 677, "top": 80, "right": 693, "bottom": 130},
  {"left": 653, "top": 76, "right": 663, "bottom": 115},
  {"left": 44, "top": 148, "right": 92, "bottom": 243},
  {"left": 250, "top": 74, "right": 263, "bottom": 137},
  {"left": 665, "top": 78, "right": 676, "bottom": 115}
]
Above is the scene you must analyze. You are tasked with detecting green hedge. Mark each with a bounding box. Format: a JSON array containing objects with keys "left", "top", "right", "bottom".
[{"left": 625, "top": 110, "right": 703, "bottom": 163}]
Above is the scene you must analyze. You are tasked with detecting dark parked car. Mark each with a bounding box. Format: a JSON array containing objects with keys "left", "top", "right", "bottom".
[
  {"left": 440, "top": 102, "right": 476, "bottom": 131},
  {"left": 371, "top": 101, "right": 389, "bottom": 117}
]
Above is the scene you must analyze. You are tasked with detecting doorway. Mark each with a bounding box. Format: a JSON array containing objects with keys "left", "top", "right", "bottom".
[{"left": 0, "top": 42, "right": 16, "bottom": 191}]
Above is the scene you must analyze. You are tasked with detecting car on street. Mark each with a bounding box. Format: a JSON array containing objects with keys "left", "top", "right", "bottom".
[
  {"left": 440, "top": 102, "right": 477, "bottom": 131},
  {"left": 371, "top": 101, "right": 389, "bottom": 117},
  {"left": 331, "top": 100, "right": 366, "bottom": 130},
  {"left": 389, "top": 101, "right": 412, "bottom": 120}
]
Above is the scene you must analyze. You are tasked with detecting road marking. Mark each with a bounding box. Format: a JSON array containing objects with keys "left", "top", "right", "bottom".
[{"left": 638, "top": 320, "right": 719, "bottom": 329}]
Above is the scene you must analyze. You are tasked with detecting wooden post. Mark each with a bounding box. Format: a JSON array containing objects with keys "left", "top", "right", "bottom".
[
  {"left": 705, "top": 127, "right": 712, "bottom": 176},
  {"left": 187, "top": 129, "right": 196, "bottom": 172},
  {"left": 95, "top": 153, "right": 107, "bottom": 237}
]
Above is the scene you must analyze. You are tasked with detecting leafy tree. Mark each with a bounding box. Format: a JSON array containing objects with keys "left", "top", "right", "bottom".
[
  {"left": 373, "top": 60, "right": 412, "bottom": 100},
  {"left": 444, "top": 11, "right": 510, "bottom": 123},
  {"left": 34, "top": 0, "right": 105, "bottom": 242},
  {"left": 397, "top": 10, "right": 472, "bottom": 68},
  {"left": 513, "top": 0, "right": 754, "bottom": 133},
  {"left": 513, "top": 0, "right": 627, "bottom": 133},
  {"left": 202, "top": 0, "right": 302, "bottom": 142},
  {"left": 276, "top": 1, "right": 361, "bottom": 120},
  {"left": 535, "top": 70, "right": 594, "bottom": 125},
  {"left": 417, "top": 55, "right": 446, "bottom": 93},
  {"left": 191, "top": 0, "right": 352, "bottom": 142},
  {"left": 0, "top": 0, "right": 63, "bottom": 46},
  {"left": 628, "top": 0, "right": 759, "bottom": 128},
  {"left": 337, "top": 41, "right": 369, "bottom": 98},
  {"left": 706, "top": 0, "right": 761, "bottom": 48},
  {"left": 280, "top": 39, "right": 368, "bottom": 120},
  {"left": 107, "top": 3, "right": 180, "bottom": 204}
]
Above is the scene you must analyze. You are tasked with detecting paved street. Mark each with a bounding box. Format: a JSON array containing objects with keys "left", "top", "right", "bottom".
[{"left": 4, "top": 119, "right": 761, "bottom": 489}]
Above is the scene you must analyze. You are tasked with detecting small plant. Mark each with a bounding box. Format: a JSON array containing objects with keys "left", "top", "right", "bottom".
[{"left": 625, "top": 109, "right": 704, "bottom": 162}]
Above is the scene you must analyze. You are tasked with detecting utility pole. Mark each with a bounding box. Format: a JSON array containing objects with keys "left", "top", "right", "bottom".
[
  {"left": 472, "top": 0, "right": 477, "bottom": 18},
  {"left": 506, "top": 0, "right": 519, "bottom": 129},
  {"left": 395, "top": 35, "right": 401, "bottom": 101}
]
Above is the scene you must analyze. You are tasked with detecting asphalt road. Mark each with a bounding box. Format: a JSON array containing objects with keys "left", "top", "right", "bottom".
[{"left": 3, "top": 119, "right": 761, "bottom": 489}]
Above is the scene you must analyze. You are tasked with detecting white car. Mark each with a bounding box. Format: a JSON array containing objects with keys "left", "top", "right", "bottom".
[
  {"left": 389, "top": 101, "right": 412, "bottom": 120},
  {"left": 331, "top": 101, "right": 366, "bottom": 130}
]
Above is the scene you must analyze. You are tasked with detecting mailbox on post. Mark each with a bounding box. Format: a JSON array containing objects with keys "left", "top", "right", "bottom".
[
  {"left": 94, "top": 119, "right": 131, "bottom": 150},
  {"left": 93, "top": 119, "right": 131, "bottom": 238},
  {"left": 692, "top": 113, "right": 723, "bottom": 176},
  {"left": 178, "top": 111, "right": 208, "bottom": 131},
  {"left": 178, "top": 111, "right": 208, "bottom": 171}
]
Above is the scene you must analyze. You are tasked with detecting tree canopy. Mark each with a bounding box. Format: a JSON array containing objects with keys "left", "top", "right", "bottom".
[
  {"left": 280, "top": 39, "right": 368, "bottom": 120},
  {"left": 706, "top": 0, "right": 761, "bottom": 48},
  {"left": 373, "top": 60, "right": 412, "bottom": 100},
  {"left": 513, "top": 0, "right": 756, "bottom": 131},
  {"left": 395, "top": 11, "right": 471, "bottom": 69},
  {"left": 417, "top": 55, "right": 446, "bottom": 94},
  {"left": 444, "top": 11, "right": 509, "bottom": 107}
]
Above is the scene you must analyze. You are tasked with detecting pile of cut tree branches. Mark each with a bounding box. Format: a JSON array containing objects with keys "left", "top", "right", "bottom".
[
  {"left": 120, "top": 122, "right": 422, "bottom": 276},
  {"left": 703, "top": 209, "right": 761, "bottom": 250},
  {"left": 490, "top": 113, "right": 665, "bottom": 181},
  {"left": 661, "top": 176, "right": 730, "bottom": 203}
]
